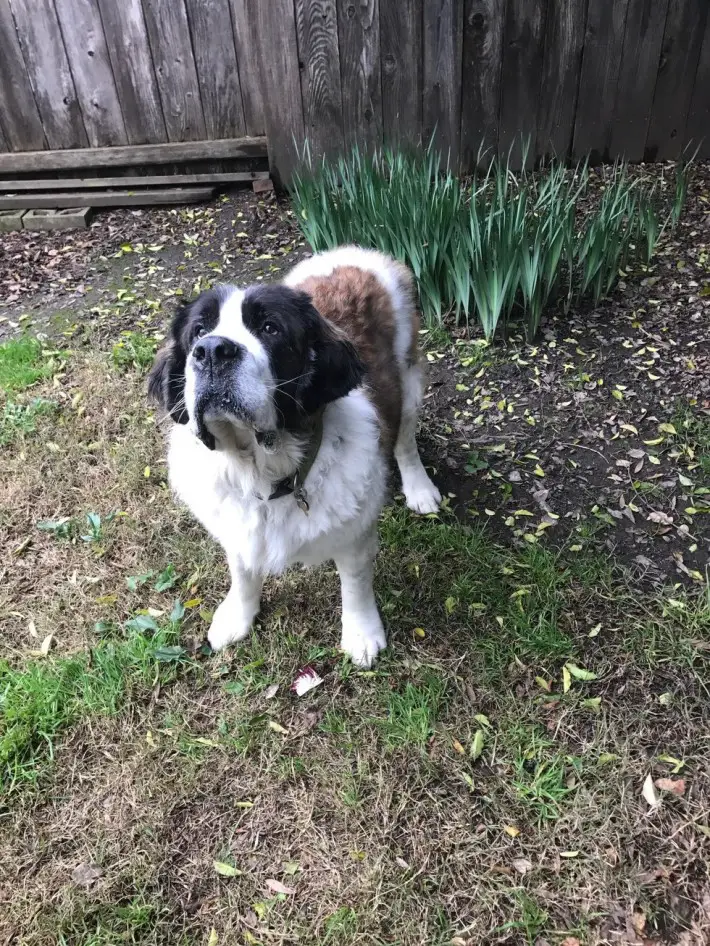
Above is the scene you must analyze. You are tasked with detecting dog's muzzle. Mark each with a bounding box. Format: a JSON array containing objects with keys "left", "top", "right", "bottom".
[{"left": 190, "top": 335, "right": 248, "bottom": 450}]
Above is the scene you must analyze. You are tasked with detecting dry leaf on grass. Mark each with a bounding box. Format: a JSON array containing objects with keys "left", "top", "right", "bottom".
[
  {"left": 512, "top": 857, "right": 532, "bottom": 875},
  {"left": 648, "top": 510, "right": 674, "bottom": 525},
  {"left": 565, "top": 661, "right": 597, "bottom": 681},
  {"left": 470, "top": 729, "right": 485, "bottom": 761},
  {"left": 30, "top": 633, "right": 54, "bottom": 657},
  {"left": 562, "top": 665, "right": 571, "bottom": 693},
  {"left": 642, "top": 773, "right": 660, "bottom": 808},
  {"left": 71, "top": 862, "right": 103, "bottom": 887},
  {"left": 632, "top": 909, "right": 647, "bottom": 934},
  {"left": 655, "top": 777, "right": 686, "bottom": 796},
  {"left": 265, "top": 878, "right": 295, "bottom": 895},
  {"left": 213, "top": 860, "right": 242, "bottom": 877}
]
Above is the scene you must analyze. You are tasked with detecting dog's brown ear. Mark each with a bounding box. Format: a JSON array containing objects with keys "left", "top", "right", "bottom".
[{"left": 148, "top": 341, "right": 188, "bottom": 424}]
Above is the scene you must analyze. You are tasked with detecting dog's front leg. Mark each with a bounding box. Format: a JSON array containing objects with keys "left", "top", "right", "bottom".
[
  {"left": 208, "top": 558, "right": 263, "bottom": 652},
  {"left": 334, "top": 527, "right": 386, "bottom": 668}
]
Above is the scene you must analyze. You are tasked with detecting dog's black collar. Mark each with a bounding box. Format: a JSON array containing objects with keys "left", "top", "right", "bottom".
[{"left": 267, "top": 408, "right": 325, "bottom": 513}]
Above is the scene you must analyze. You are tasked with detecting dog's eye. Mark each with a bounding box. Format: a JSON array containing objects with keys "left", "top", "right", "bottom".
[
  {"left": 262, "top": 321, "right": 279, "bottom": 336},
  {"left": 195, "top": 326, "right": 207, "bottom": 340}
]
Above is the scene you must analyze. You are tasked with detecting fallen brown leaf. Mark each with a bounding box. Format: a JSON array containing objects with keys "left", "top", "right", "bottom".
[
  {"left": 655, "top": 777, "right": 686, "bottom": 796},
  {"left": 265, "top": 878, "right": 295, "bottom": 895},
  {"left": 632, "top": 908, "right": 646, "bottom": 934},
  {"left": 71, "top": 862, "right": 103, "bottom": 887}
]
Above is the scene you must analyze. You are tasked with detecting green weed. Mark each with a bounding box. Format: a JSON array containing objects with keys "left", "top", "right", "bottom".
[
  {"left": 0, "top": 337, "right": 52, "bottom": 392},
  {"left": 324, "top": 907, "right": 358, "bottom": 942},
  {"left": 672, "top": 403, "right": 710, "bottom": 475},
  {"left": 37, "top": 511, "right": 115, "bottom": 546},
  {"left": 55, "top": 897, "right": 171, "bottom": 946},
  {"left": 0, "top": 397, "right": 57, "bottom": 445},
  {"left": 378, "top": 671, "right": 446, "bottom": 748},
  {"left": 112, "top": 331, "right": 157, "bottom": 372},
  {"left": 512, "top": 746, "right": 580, "bottom": 822},
  {"left": 498, "top": 891, "right": 550, "bottom": 945}
]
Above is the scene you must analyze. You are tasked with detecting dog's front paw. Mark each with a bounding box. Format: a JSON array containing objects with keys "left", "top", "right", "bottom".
[
  {"left": 207, "top": 597, "right": 253, "bottom": 652},
  {"left": 340, "top": 615, "right": 386, "bottom": 668},
  {"left": 403, "top": 476, "right": 441, "bottom": 515}
]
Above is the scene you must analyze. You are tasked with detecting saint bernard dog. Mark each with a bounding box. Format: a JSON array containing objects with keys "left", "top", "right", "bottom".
[{"left": 148, "top": 247, "right": 441, "bottom": 667}]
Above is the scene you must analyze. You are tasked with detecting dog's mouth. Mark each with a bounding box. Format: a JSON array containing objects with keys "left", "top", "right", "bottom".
[
  {"left": 193, "top": 388, "right": 250, "bottom": 450},
  {"left": 193, "top": 388, "right": 275, "bottom": 451}
]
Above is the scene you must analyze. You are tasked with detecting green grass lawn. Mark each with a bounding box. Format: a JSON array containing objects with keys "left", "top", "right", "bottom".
[{"left": 1, "top": 332, "right": 709, "bottom": 946}]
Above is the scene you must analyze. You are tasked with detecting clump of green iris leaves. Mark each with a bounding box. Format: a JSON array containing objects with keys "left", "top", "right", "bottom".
[{"left": 290, "top": 139, "right": 691, "bottom": 341}]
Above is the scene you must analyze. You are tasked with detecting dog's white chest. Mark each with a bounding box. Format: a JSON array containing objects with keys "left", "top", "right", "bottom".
[{"left": 167, "top": 394, "right": 386, "bottom": 576}]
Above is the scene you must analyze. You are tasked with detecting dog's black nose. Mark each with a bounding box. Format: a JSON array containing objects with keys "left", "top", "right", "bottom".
[{"left": 193, "top": 335, "right": 242, "bottom": 366}]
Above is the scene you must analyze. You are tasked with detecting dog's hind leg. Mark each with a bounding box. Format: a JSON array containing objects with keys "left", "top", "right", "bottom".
[
  {"left": 335, "top": 526, "right": 386, "bottom": 668},
  {"left": 395, "top": 362, "right": 441, "bottom": 514}
]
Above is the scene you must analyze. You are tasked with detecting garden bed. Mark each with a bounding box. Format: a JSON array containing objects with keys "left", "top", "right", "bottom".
[{"left": 0, "top": 173, "right": 709, "bottom": 946}]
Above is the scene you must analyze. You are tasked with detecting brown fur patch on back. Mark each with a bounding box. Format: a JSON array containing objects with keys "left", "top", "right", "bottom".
[{"left": 296, "top": 267, "right": 403, "bottom": 451}]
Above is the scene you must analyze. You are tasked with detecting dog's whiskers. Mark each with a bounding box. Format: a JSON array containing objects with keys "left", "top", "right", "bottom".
[{"left": 273, "top": 372, "right": 311, "bottom": 390}]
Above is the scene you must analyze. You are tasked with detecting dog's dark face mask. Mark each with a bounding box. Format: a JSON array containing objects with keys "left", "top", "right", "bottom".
[{"left": 148, "top": 284, "right": 365, "bottom": 450}]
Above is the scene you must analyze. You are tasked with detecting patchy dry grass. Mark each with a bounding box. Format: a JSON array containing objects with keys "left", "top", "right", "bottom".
[{"left": 1, "top": 337, "right": 709, "bottom": 946}]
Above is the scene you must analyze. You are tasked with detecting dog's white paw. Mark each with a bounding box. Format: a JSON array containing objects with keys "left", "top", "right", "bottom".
[
  {"left": 403, "top": 476, "right": 441, "bottom": 515},
  {"left": 340, "top": 615, "right": 387, "bottom": 668},
  {"left": 207, "top": 597, "right": 253, "bottom": 652}
]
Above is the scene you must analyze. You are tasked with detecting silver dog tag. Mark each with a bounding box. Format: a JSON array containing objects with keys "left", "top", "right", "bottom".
[{"left": 294, "top": 484, "right": 310, "bottom": 514}]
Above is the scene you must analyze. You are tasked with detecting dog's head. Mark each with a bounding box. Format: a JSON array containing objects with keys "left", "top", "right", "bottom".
[{"left": 148, "top": 284, "right": 365, "bottom": 449}]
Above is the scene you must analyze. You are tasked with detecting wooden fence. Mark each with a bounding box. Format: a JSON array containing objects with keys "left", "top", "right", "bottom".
[{"left": 0, "top": 0, "right": 708, "bottom": 185}]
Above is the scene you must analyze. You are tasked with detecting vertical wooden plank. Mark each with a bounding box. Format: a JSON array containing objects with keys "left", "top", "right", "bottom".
[
  {"left": 54, "top": 0, "right": 127, "bottom": 147},
  {"left": 423, "top": 0, "right": 463, "bottom": 166},
  {"left": 97, "top": 0, "right": 166, "bottom": 144},
  {"left": 185, "top": 0, "right": 246, "bottom": 139},
  {"left": 460, "top": 0, "right": 505, "bottom": 170},
  {"left": 572, "top": 0, "right": 630, "bottom": 161},
  {"left": 9, "top": 0, "right": 88, "bottom": 149},
  {"left": 685, "top": 16, "right": 710, "bottom": 159},
  {"left": 237, "top": 0, "right": 304, "bottom": 184},
  {"left": 609, "top": 0, "right": 670, "bottom": 161},
  {"left": 536, "top": 0, "right": 588, "bottom": 161},
  {"left": 295, "top": 0, "right": 345, "bottom": 157},
  {"left": 498, "top": 0, "right": 548, "bottom": 167},
  {"left": 645, "top": 0, "right": 709, "bottom": 161},
  {"left": 0, "top": 120, "right": 8, "bottom": 152},
  {"left": 228, "top": 0, "right": 266, "bottom": 136},
  {"left": 0, "top": 0, "right": 46, "bottom": 150},
  {"left": 337, "top": 0, "right": 382, "bottom": 153},
  {"left": 141, "top": 0, "right": 207, "bottom": 142},
  {"left": 380, "top": 0, "right": 423, "bottom": 148}
]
